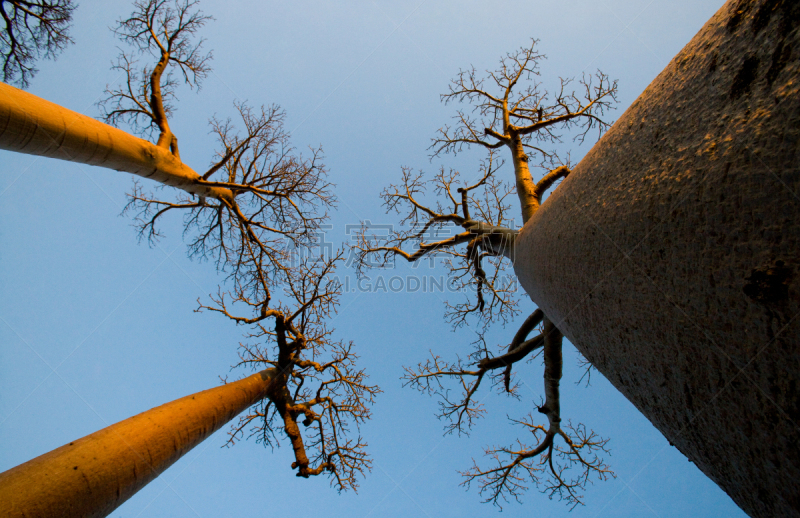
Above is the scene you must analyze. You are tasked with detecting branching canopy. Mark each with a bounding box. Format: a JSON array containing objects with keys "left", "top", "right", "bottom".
[
  {"left": 98, "top": 0, "right": 373, "bottom": 490},
  {"left": 432, "top": 39, "right": 617, "bottom": 223},
  {"left": 358, "top": 40, "right": 616, "bottom": 508},
  {"left": 404, "top": 313, "right": 612, "bottom": 509},
  {"left": 99, "top": 0, "right": 212, "bottom": 152},
  {"left": 432, "top": 38, "right": 617, "bottom": 159},
  {"left": 353, "top": 151, "right": 519, "bottom": 329},
  {"left": 100, "top": 0, "right": 335, "bottom": 315},
  {"left": 124, "top": 102, "right": 333, "bottom": 312},
  {"left": 0, "top": 0, "right": 75, "bottom": 87},
  {"left": 211, "top": 251, "right": 380, "bottom": 492}
]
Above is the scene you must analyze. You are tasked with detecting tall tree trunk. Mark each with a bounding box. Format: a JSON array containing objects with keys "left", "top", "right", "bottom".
[
  {"left": 514, "top": 1, "right": 799, "bottom": 517},
  {"left": 0, "top": 369, "right": 276, "bottom": 518},
  {"left": 0, "top": 82, "right": 232, "bottom": 202}
]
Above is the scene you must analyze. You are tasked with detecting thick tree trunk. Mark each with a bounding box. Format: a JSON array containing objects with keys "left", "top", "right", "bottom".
[
  {"left": 0, "top": 369, "right": 276, "bottom": 518},
  {"left": 513, "top": 1, "right": 799, "bottom": 517},
  {"left": 0, "top": 82, "right": 232, "bottom": 201}
]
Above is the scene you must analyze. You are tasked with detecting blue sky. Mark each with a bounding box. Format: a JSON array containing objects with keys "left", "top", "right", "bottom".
[{"left": 0, "top": 1, "right": 746, "bottom": 516}]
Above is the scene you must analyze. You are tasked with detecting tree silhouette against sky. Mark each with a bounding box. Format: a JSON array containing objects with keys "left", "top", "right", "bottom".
[
  {"left": 355, "top": 40, "right": 617, "bottom": 508},
  {"left": 0, "top": 1, "right": 378, "bottom": 514},
  {"left": 0, "top": 0, "right": 75, "bottom": 87},
  {"left": 0, "top": 0, "right": 764, "bottom": 516}
]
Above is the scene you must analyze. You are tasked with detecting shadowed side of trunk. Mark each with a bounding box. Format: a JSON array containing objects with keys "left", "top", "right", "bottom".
[
  {"left": 0, "top": 369, "right": 276, "bottom": 518},
  {"left": 514, "top": 1, "right": 799, "bottom": 516}
]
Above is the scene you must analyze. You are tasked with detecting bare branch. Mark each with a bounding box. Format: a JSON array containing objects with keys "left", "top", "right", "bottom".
[
  {"left": 102, "top": 1, "right": 369, "bottom": 491},
  {"left": 461, "top": 319, "right": 613, "bottom": 509},
  {"left": 534, "top": 165, "right": 570, "bottom": 199},
  {"left": 402, "top": 314, "right": 548, "bottom": 438},
  {"left": 99, "top": 0, "right": 213, "bottom": 151},
  {"left": 219, "top": 251, "right": 380, "bottom": 492},
  {"left": 501, "top": 309, "right": 543, "bottom": 391},
  {"left": 478, "top": 334, "right": 543, "bottom": 371},
  {"left": 354, "top": 151, "right": 519, "bottom": 329},
  {"left": 0, "top": 0, "right": 75, "bottom": 88}
]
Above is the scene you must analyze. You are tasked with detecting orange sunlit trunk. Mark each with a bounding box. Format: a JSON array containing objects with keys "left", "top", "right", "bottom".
[
  {"left": 0, "top": 370, "right": 275, "bottom": 518},
  {"left": 0, "top": 82, "right": 232, "bottom": 201}
]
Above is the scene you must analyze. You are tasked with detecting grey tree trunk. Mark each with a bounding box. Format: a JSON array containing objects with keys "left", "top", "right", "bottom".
[
  {"left": 513, "top": 1, "right": 799, "bottom": 516},
  {"left": 0, "top": 370, "right": 276, "bottom": 518}
]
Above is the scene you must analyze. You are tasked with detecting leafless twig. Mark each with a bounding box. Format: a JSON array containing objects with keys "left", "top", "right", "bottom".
[
  {"left": 99, "top": 0, "right": 372, "bottom": 491},
  {"left": 363, "top": 39, "right": 618, "bottom": 507},
  {"left": 0, "top": 0, "right": 75, "bottom": 87},
  {"left": 354, "top": 151, "right": 519, "bottom": 329},
  {"left": 215, "top": 251, "right": 380, "bottom": 492}
]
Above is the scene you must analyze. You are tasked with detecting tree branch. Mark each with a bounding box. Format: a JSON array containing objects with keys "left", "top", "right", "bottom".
[{"left": 0, "top": 0, "right": 74, "bottom": 88}]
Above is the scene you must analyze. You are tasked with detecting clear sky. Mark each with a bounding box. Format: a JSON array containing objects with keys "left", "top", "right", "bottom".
[{"left": 0, "top": 1, "right": 747, "bottom": 516}]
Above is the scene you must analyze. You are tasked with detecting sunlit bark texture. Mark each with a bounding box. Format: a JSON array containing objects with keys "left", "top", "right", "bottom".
[
  {"left": 0, "top": 81, "right": 231, "bottom": 200},
  {"left": 0, "top": 370, "right": 278, "bottom": 518},
  {"left": 514, "top": 1, "right": 799, "bottom": 516},
  {"left": 0, "top": 0, "right": 377, "bottom": 503}
]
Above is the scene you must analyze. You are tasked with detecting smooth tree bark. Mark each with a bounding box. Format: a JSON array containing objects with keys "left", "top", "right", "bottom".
[
  {"left": 0, "top": 2, "right": 376, "bottom": 515},
  {"left": 0, "top": 369, "right": 278, "bottom": 518},
  {"left": 0, "top": 81, "right": 232, "bottom": 201},
  {"left": 514, "top": 0, "right": 799, "bottom": 516}
]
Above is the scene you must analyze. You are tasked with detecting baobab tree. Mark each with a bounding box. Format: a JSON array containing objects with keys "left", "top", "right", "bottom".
[
  {"left": 364, "top": 1, "right": 800, "bottom": 516},
  {"left": 0, "top": 249, "right": 378, "bottom": 517},
  {"left": 0, "top": 0, "right": 75, "bottom": 87},
  {"left": 0, "top": 0, "right": 378, "bottom": 515},
  {"left": 355, "top": 39, "right": 618, "bottom": 508},
  {"left": 511, "top": 1, "right": 800, "bottom": 516}
]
